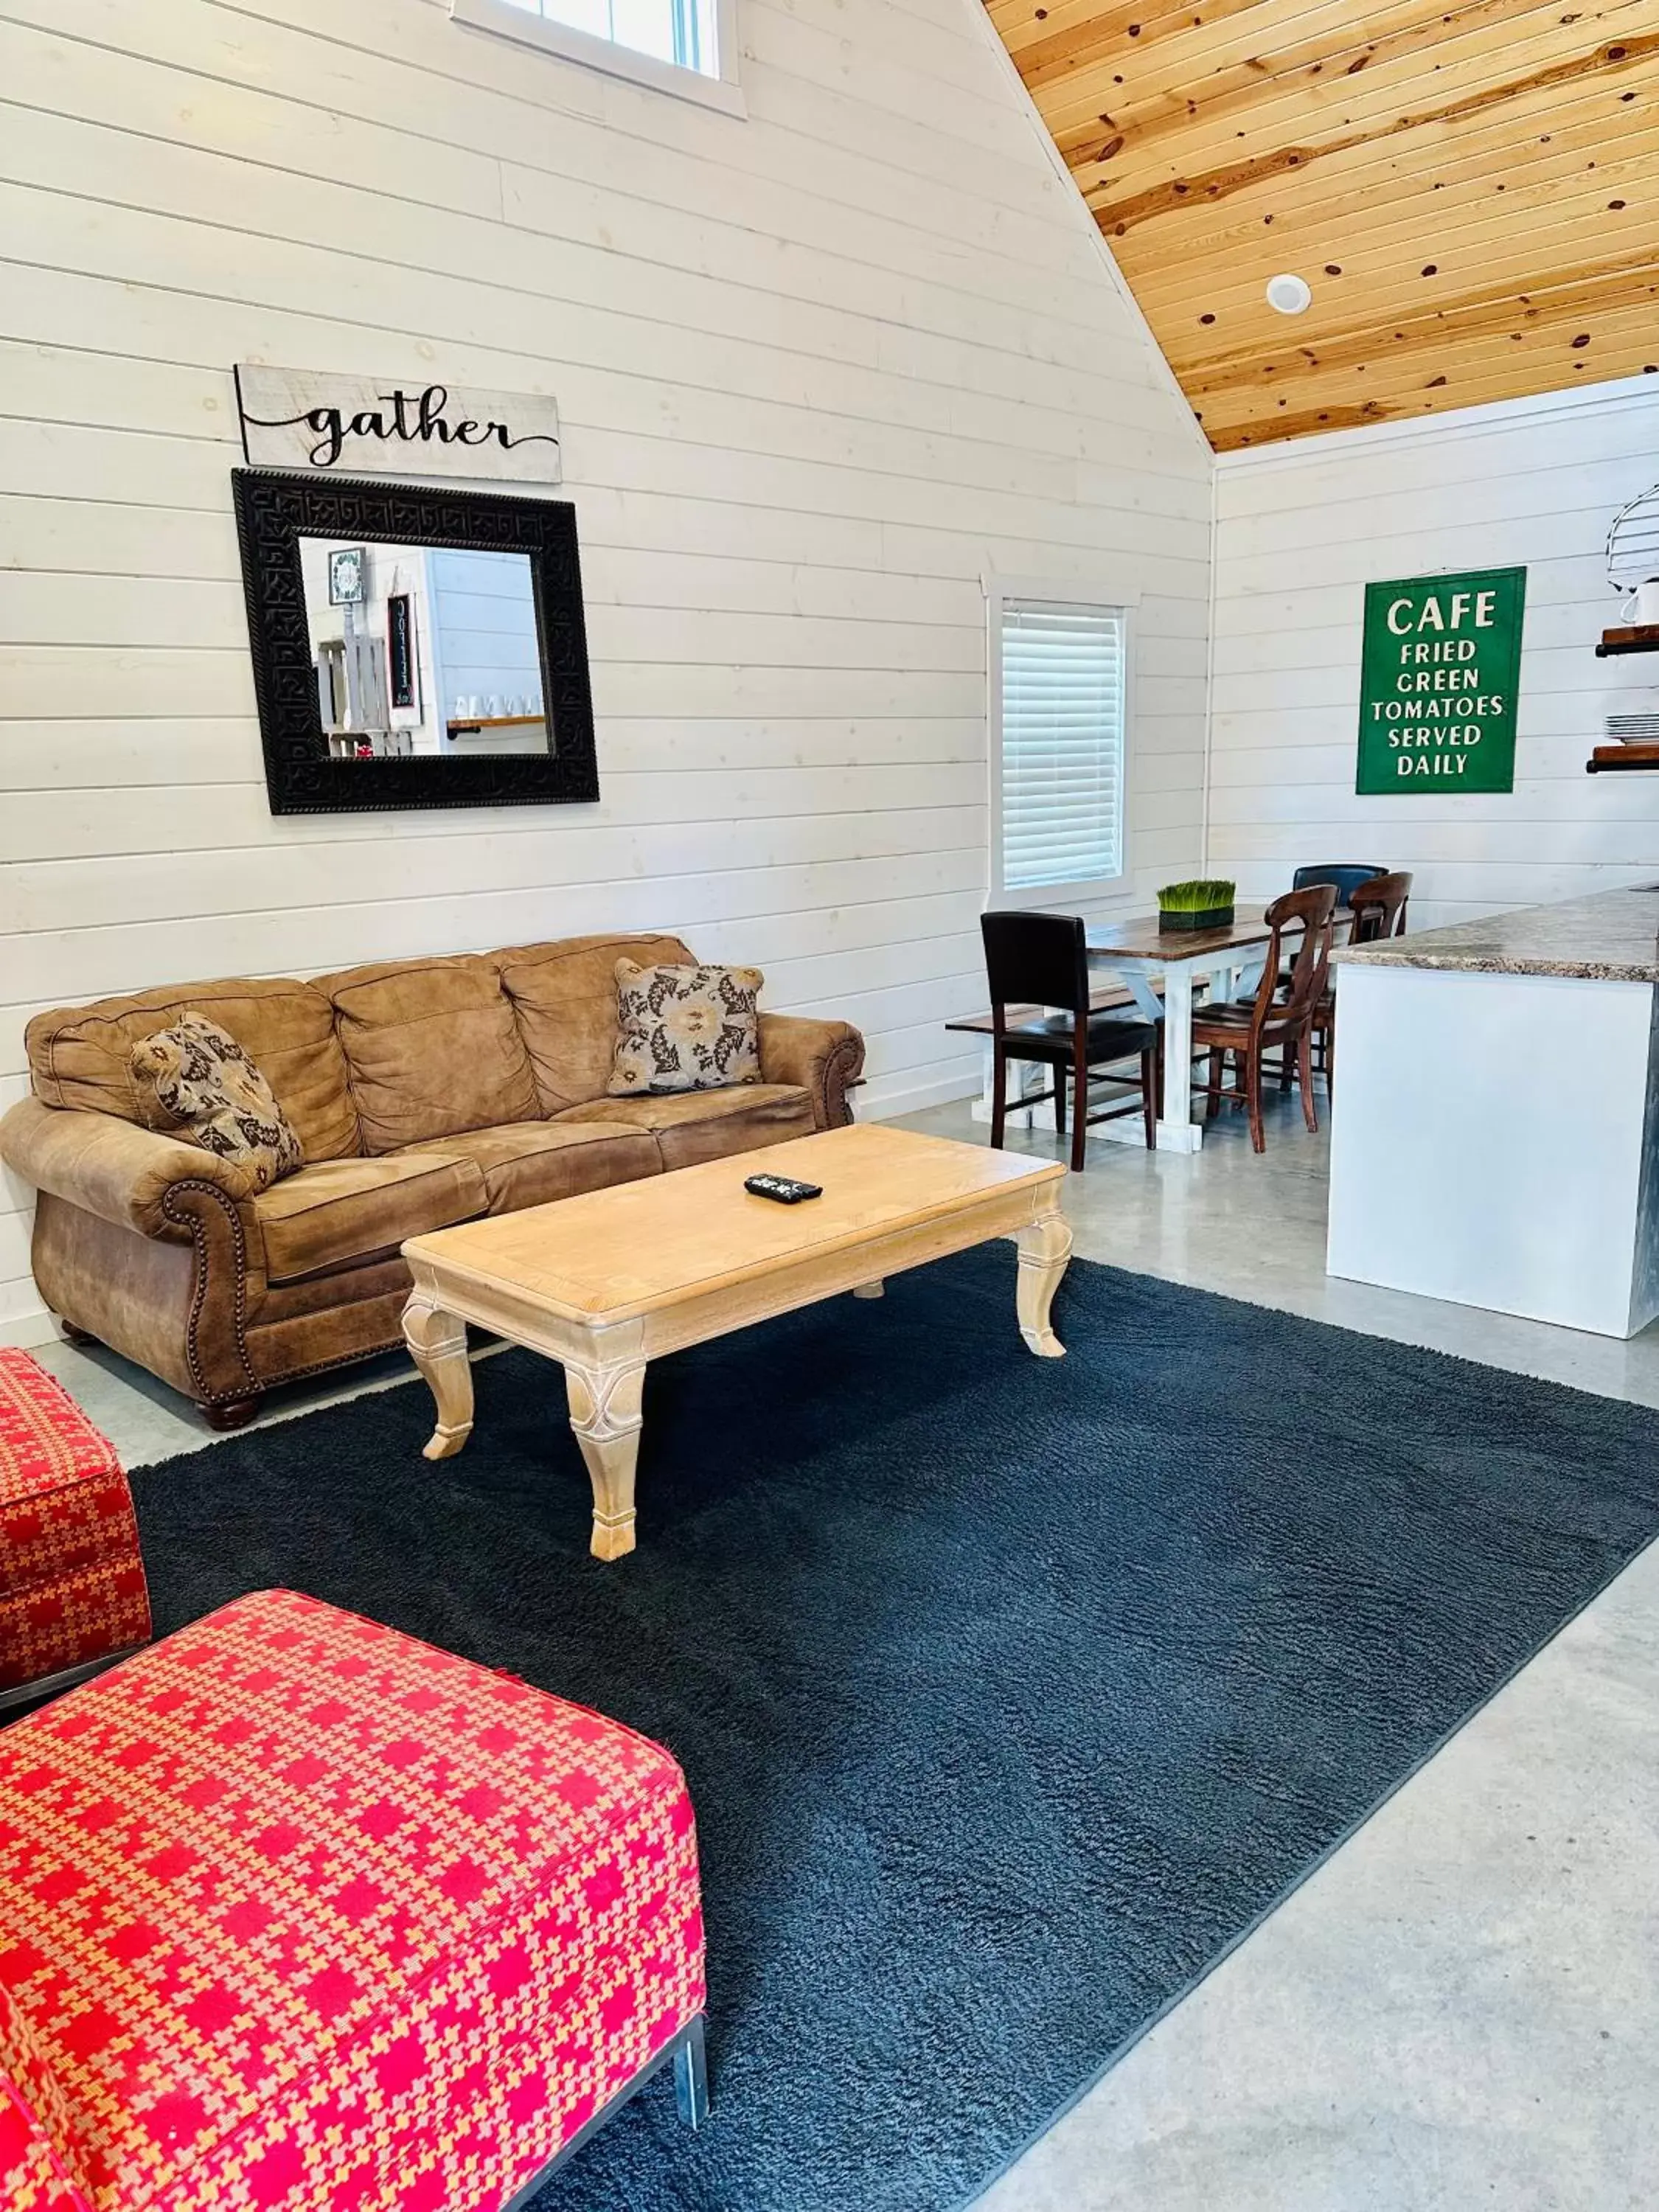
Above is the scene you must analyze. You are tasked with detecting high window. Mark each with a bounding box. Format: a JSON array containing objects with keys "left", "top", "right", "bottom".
[
  {"left": 990, "top": 591, "right": 1128, "bottom": 902},
  {"left": 500, "top": 0, "right": 715, "bottom": 72},
  {"left": 453, "top": 0, "right": 742, "bottom": 115}
]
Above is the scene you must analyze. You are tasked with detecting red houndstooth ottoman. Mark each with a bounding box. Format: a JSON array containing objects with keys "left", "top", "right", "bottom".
[
  {"left": 0, "top": 1349, "right": 150, "bottom": 1701},
  {"left": 0, "top": 1589, "right": 708, "bottom": 2211}
]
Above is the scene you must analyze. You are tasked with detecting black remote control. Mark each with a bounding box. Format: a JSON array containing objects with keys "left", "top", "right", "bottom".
[{"left": 744, "top": 1172, "right": 823, "bottom": 1204}]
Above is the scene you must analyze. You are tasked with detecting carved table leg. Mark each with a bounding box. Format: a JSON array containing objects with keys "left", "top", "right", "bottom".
[
  {"left": 1014, "top": 1211, "right": 1073, "bottom": 1358},
  {"left": 403, "top": 1296, "right": 475, "bottom": 1461},
  {"left": 565, "top": 1357, "right": 647, "bottom": 1562}
]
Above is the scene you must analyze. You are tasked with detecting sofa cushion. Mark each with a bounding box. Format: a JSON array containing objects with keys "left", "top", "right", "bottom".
[
  {"left": 497, "top": 933, "right": 695, "bottom": 1114},
  {"left": 253, "top": 1152, "right": 487, "bottom": 1284},
  {"left": 557, "top": 1083, "right": 816, "bottom": 1171},
  {"left": 129, "top": 1012, "right": 306, "bottom": 1193},
  {"left": 608, "top": 960, "right": 765, "bottom": 1096},
  {"left": 25, "top": 978, "right": 359, "bottom": 1160},
  {"left": 400, "top": 1120, "right": 663, "bottom": 1214},
  {"left": 321, "top": 955, "right": 540, "bottom": 1154}
]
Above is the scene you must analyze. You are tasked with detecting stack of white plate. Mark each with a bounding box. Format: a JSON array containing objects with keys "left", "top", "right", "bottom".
[{"left": 1606, "top": 712, "right": 1659, "bottom": 745}]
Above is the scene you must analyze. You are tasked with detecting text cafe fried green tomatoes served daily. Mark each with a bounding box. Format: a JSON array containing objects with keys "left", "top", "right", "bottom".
[{"left": 1356, "top": 567, "right": 1526, "bottom": 795}]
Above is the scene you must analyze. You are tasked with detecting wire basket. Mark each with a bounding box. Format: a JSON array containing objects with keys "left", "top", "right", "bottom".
[{"left": 1607, "top": 481, "right": 1659, "bottom": 592}]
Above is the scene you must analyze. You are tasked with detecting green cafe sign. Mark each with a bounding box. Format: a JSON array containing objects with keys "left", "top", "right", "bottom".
[{"left": 1356, "top": 566, "right": 1526, "bottom": 794}]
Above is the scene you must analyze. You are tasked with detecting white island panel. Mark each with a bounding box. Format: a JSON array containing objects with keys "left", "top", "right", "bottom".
[{"left": 1327, "top": 961, "right": 1659, "bottom": 1339}]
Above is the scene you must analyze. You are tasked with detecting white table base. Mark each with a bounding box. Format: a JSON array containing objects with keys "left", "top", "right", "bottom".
[{"left": 1088, "top": 952, "right": 1266, "bottom": 1154}]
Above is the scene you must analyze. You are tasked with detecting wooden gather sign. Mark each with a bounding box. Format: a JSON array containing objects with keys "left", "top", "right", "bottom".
[{"left": 234, "top": 365, "right": 563, "bottom": 484}]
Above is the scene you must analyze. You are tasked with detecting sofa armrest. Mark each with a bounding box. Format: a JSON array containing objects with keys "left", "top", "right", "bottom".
[
  {"left": 0, "top": 1098, "right": 257, "bottom": 1239},
  {"left": 757, "top": 1013, "right": 865, "bottom": 1130}
]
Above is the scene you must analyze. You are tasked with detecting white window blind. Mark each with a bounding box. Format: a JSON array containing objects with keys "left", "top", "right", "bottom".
[{"left": 998, "top": 599, "right": 1126, "bottom": 894}]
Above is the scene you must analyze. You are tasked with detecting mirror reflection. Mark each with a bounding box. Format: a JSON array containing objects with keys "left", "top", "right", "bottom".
[{"left": 299, "top": 538, "right": 549, "bottom": 759}]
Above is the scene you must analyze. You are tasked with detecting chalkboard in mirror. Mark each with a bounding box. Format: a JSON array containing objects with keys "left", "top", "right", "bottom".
[{"left": 231, "top": 470, "right": 599, "bottom": 814}]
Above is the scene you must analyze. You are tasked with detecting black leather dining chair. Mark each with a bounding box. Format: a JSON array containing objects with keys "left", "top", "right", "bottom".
[
  {"left": 1276, "top": 863, "right": 1388, "bottom": 998},
  {"left": 1292, "top": 862, "right": 1388, "bottom": 909},
  {"left": 980, "top": 911, "right": 1162, "bottom": 1171}
]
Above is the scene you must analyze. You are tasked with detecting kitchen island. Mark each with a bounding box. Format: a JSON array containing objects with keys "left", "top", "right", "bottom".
[{"left": 1326, "top": 886, "right": 1659, "bottom": 1338}]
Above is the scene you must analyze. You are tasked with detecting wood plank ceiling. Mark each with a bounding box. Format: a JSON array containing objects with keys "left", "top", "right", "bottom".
[{"left": 987, "top": 0, "right": 1659, "bottom": 448}]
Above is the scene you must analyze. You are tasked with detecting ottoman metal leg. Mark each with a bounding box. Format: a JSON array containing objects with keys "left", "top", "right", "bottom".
[
  {"left": 500, "top": 2013, "right": 711, "bottom": 2207},
  {"left": 675, "top": 2011, "right": 709, "bottom": 2130}
]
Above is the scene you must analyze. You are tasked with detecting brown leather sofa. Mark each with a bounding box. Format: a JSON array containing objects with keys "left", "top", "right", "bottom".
[{"left": 1, "top": 933, "right": 864, "bottom": 1429}]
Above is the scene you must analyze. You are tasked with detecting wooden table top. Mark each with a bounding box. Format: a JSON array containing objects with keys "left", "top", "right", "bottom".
[
  {"left": 403, "top": 1124, "right": 1063, "bottom": 1322},
  {"left": 1086, "top": 913, "right": 1273, "bottom": 961}
]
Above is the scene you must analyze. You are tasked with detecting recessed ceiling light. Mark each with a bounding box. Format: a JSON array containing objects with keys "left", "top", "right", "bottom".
[{"left": 1266, "top": 273, "right": 1312, "bottom": 315}]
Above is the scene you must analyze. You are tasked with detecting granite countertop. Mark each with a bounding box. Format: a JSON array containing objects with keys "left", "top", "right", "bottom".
[{"left": 1338, "top": 886, "right": 1659, "bottom": 983}]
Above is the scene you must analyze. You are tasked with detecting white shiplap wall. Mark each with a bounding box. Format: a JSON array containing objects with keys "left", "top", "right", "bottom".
[
  {"left": 0, "top": 0, "right": 1211, "bottom": 1345},
  {"left": 1209, "top": 378, "right": 1659, "bottom": 925}
]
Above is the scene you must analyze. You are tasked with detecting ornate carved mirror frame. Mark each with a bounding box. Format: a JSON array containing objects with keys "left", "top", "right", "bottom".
[{"left": 231, "top": 468, "right": 599, "bottom": 815}]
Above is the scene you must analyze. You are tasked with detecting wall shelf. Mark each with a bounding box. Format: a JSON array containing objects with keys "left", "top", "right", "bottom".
[
  {"left": 1587, "top": 743, "right": 1659, "bottom": 774},
  {"left": 1594, "top": 625, "right": 1659, "bottom": 658}
]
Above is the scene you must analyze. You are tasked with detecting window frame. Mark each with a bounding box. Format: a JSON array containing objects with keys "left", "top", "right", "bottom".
[
  {"left": 984, "top": 573, "right": 1139, "bottom": 912},
  {"left": 451, "top": 0, "right": 745, "bottom": 117}
]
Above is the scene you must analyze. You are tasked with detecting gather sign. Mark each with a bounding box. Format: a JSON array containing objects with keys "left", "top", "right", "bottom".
[
  {"left": 1355, "top": 566, "right": 1526, "bottom": 795},
  {"left": 234, "top": 365, "right": 563, "bottom": 484}
]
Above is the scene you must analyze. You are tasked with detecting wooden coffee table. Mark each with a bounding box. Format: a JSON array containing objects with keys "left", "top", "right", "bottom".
[{"left": 401, "top": 1124, "right": 1071, "bottom": 1561}]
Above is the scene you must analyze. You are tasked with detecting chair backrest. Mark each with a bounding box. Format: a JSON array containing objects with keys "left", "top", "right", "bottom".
[
  {"left": 1293, "top": 862, "right": 1388, "bottom": 911},
  {"left": 980, "top": 911, "right": 1090, "bottom": 1020},
  {"left": 1348, "top": 871, "right": 1413, "bottom": 942},
  {"left": 1245, "top": 882, "right": 1338, "bottom": 1033}
]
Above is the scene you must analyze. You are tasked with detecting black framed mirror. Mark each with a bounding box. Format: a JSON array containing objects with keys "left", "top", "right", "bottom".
[{"left": 231, "top": 469, "right": 599, "bottom": 814}]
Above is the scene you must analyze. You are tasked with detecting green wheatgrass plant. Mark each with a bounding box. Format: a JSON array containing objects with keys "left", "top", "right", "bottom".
[{"left": 1156, "top": 878, "right": 1237, "bottom": 914}]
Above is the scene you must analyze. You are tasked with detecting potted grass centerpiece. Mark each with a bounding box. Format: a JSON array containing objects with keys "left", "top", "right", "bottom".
[{"left": 1157, "top": 878, "right": 1236, "bottom": 933}]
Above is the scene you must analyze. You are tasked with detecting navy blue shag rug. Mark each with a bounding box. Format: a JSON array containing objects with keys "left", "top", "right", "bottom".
[{"left": 130, "top": 1248, "right": 1659, "bottom": 2212}]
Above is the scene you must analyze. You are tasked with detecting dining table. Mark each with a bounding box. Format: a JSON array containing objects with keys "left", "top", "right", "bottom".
[{"left": 1084, "top": 912, "right": 1276, "bottom": 1152}]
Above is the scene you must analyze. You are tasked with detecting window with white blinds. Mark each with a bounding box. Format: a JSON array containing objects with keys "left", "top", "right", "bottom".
[{"left": 995, "top": 597, "right": 1127, "bottom": 895}]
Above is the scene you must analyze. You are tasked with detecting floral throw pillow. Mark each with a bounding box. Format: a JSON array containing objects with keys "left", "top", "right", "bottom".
[
  {"left": 130, "top": 1012, "right": 305, "bottom": 1192},
  {"left": 607, "top": 961, "right": 765, "bottom": 1096}
]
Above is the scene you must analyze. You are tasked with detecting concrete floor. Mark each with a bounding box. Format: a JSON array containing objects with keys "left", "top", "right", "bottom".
[
  {"left": 904, "top": 1091, "right": 1659, "bottom": 2212},
  {"left": 29, "top": 1085, "right": 1659, "bottom": 2211}
]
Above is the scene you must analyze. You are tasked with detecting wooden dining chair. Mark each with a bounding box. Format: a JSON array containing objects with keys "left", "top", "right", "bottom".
[
  {"left": 981, "top": 911, "right": 1162, "bottom": 1171},
  {"left": 1193, "top": 883, "right": 1337, "bottom": 1153},
  {"left": 1304, "top": 871, "right": 1413, "bottom": 1093},
  {"left": 1347, "top": 870, "right": 1413, "bottom": 942}
]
